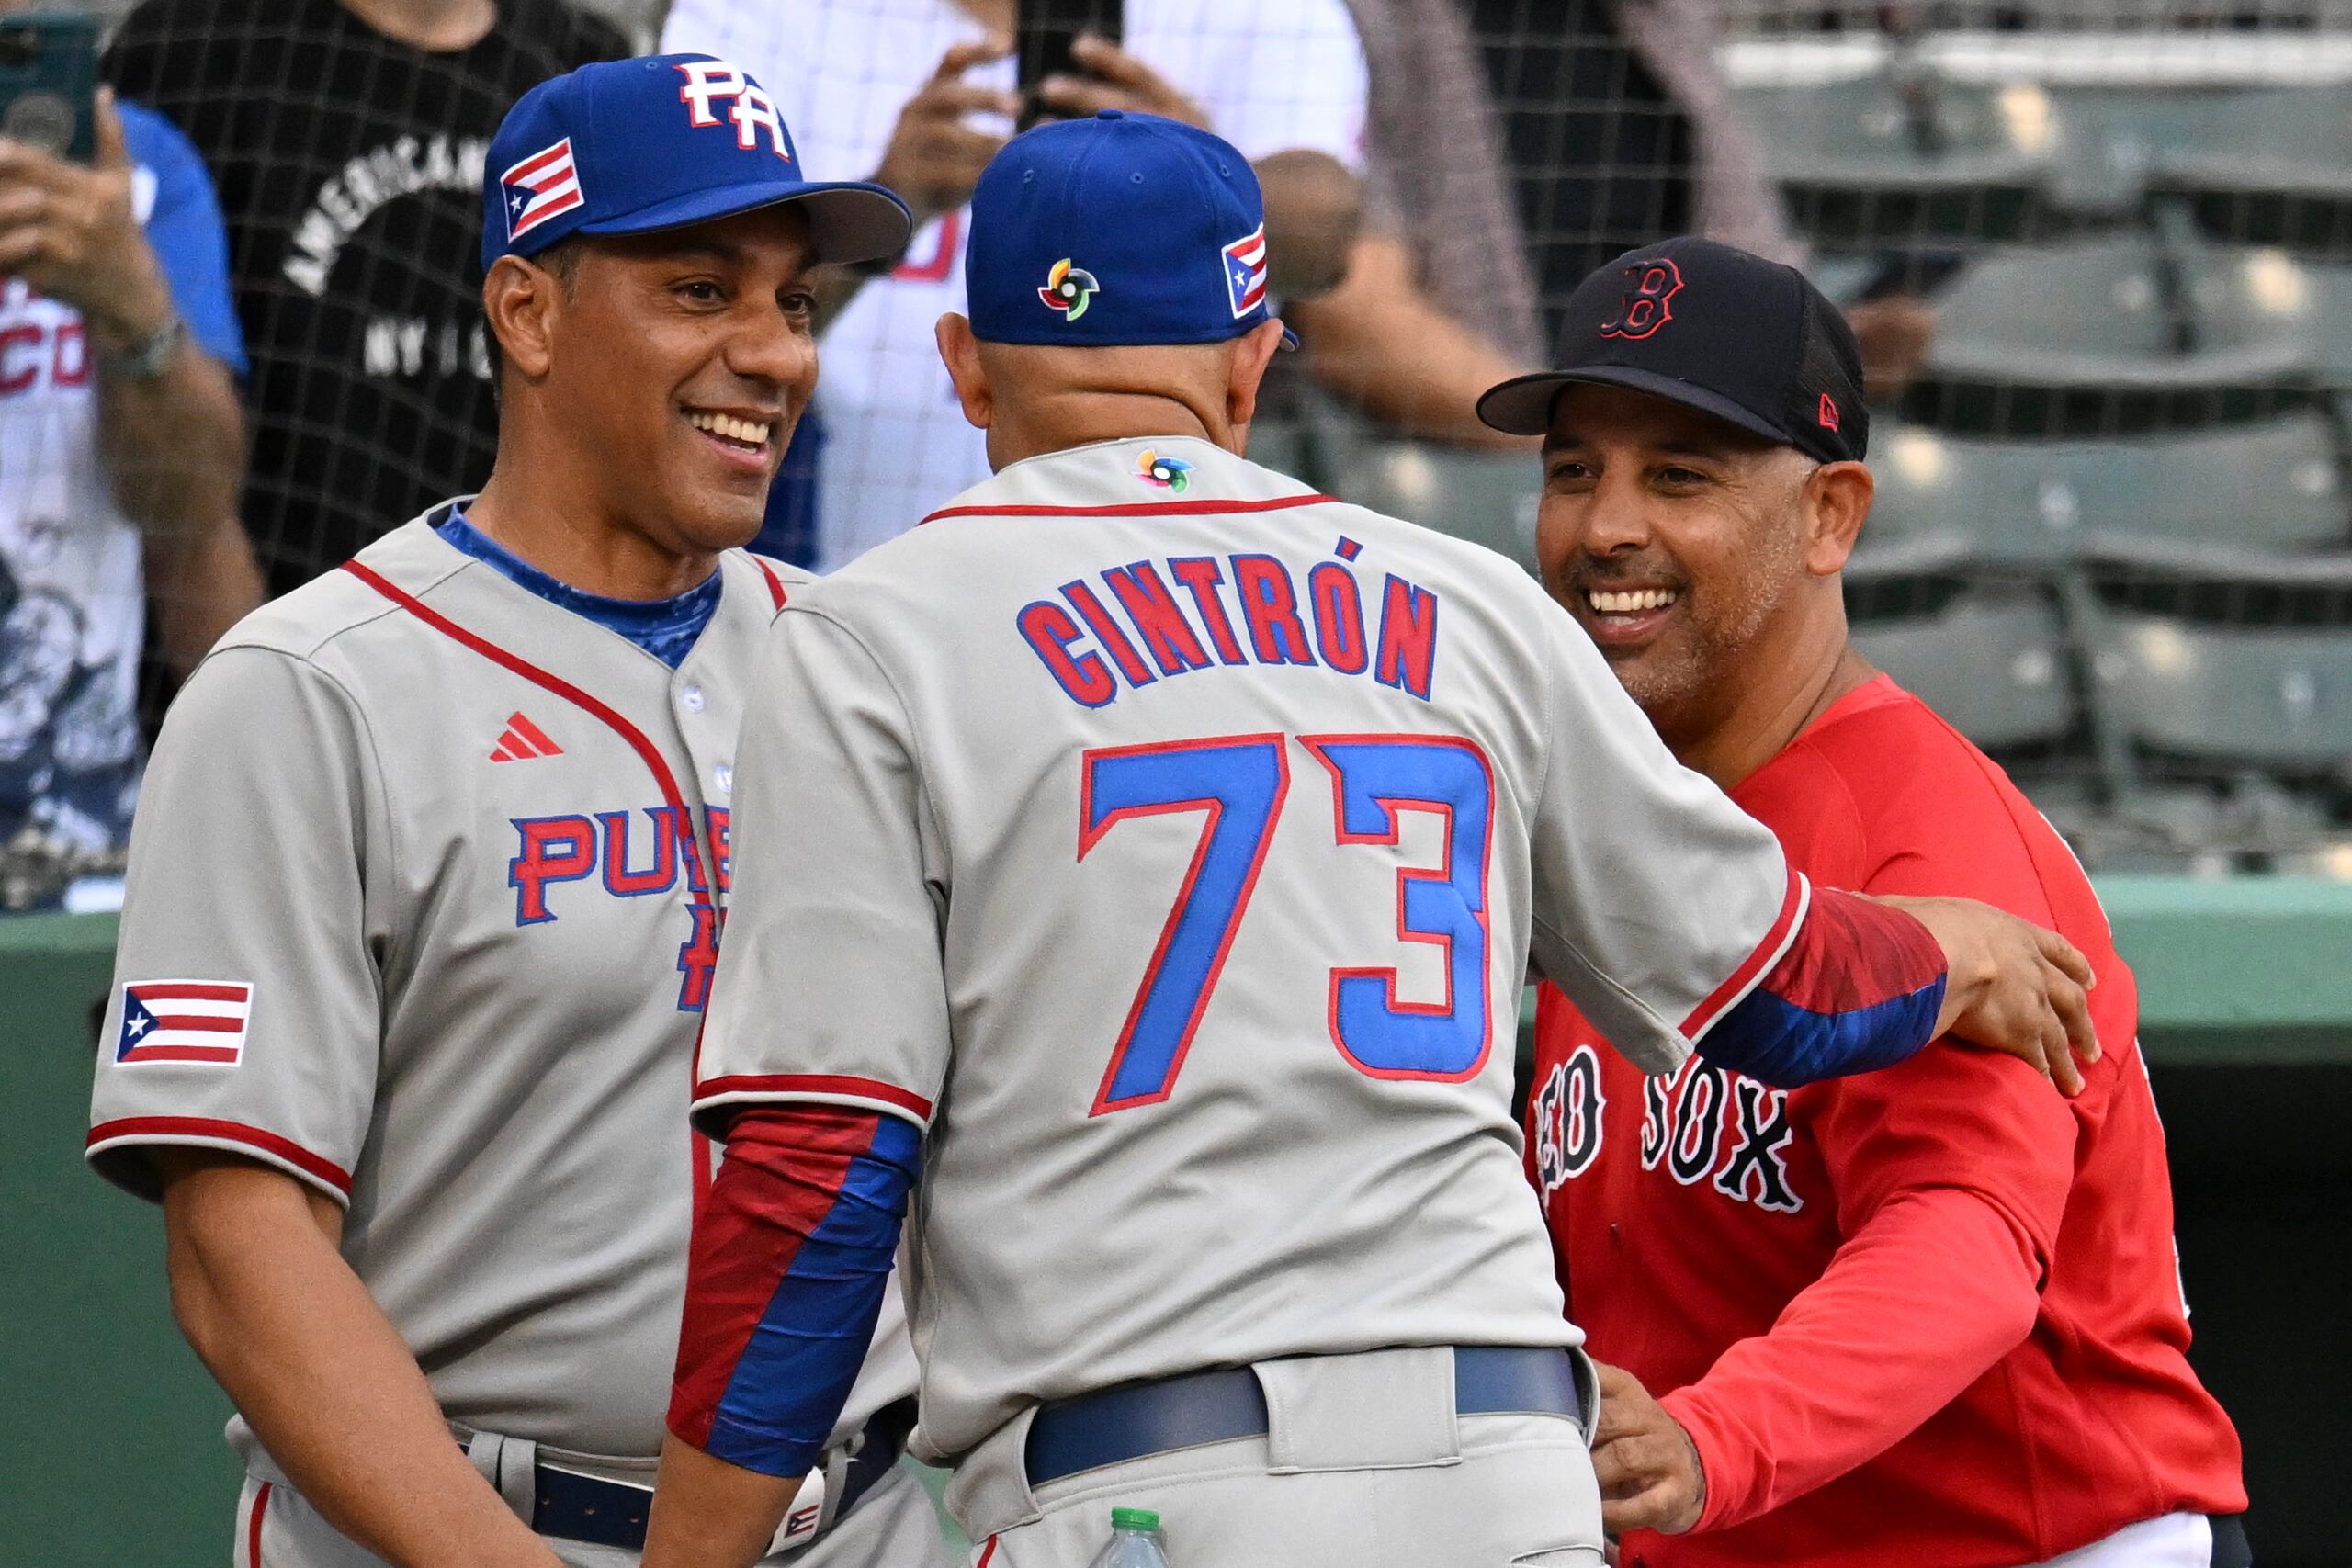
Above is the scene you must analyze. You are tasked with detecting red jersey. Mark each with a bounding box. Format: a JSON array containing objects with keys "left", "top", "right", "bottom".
[{"left": 1529, "top": 675, "right": 2245, "bottom": 1568}]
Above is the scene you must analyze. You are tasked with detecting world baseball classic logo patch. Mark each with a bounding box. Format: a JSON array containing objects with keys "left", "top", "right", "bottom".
[
  {"left": 1038, "top": 258, "right": 1100, "bottom": 321},
  {"left": 117, "top": 980, "right": 254, "bottom": 1066}
]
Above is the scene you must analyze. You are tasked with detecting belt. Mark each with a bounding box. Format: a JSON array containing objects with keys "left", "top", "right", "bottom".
[
  {"left": 1024, "top": 1346, "right": 1581, "bottom": 1488},
  {"left": 533, "top": 1396, "right": 918, "bottom": 1551}
]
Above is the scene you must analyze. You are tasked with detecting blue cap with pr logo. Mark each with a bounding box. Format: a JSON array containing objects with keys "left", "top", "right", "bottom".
[
  {"left": 966, "top": 109, "right": 1295, "bottom": 349},
  {"left": 481, "top": 54, "right": 913, "bottom": 273}
]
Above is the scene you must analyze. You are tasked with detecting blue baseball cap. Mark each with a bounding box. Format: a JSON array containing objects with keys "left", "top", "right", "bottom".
[
  {"left": 481, "top": 54, "right": 912, "bottom": 273},
  {"left": 966, "top": 109, "right": 1295, "bottom": 350}
]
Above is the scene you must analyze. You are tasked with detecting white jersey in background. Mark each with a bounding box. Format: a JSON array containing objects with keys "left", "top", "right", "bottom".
[
  {"left": 3, "top": 106, "right": 247, "bottom": 910},
  {"left": 694, "top": 436, "right": 1809, "bottom": 1465},
  {"left": 659, "top": 0, "right": 1368, "bottom": 569}
]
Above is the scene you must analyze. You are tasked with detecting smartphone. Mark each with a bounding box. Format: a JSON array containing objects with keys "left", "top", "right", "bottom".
[
  {"left": 0, "top": 13, "right": 97, "bottom": 164},
  {"left": 1016, "top": 0, "right": 1124, "bottom": 131}
]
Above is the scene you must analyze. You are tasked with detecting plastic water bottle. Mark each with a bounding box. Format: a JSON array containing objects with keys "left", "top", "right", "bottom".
[{"left": 1085, "top": 1506, "right": 1172, "bottom": 1567}]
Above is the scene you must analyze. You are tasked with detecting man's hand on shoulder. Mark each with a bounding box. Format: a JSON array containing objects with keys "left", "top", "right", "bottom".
[
  {"left": 1871, "top": 894, "right": 2100, "bottom": 1096},
  {"left": 1592, "top": 1361, "right": 1707, "bottom": 1537}
]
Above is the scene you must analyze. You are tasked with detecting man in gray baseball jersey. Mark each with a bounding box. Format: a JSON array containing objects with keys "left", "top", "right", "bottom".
[
  {"left": 640, "top": 111, "right": 2097, "bottom": 1568},
  {"left": 85, "top": 57, "right": 952, "bottom": 1568}
]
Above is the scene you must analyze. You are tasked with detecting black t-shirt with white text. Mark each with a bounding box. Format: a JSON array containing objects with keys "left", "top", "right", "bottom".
[{"left": 107, "top": 0, "right": 625, "bottom": 595}]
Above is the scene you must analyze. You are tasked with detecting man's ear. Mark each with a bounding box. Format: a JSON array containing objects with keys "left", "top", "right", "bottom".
[
  {"left": 936, "top": 313, "right": 994, "bottom": 432},
  {"left": 1224, "top": 318, "right": 1289, "bottom": 446},
  {"left": 483, "top": 255, "right": 561, "bottom": 382},
  {"left": 1804, "top": 460, "right": 1874, "bottom": 576}
]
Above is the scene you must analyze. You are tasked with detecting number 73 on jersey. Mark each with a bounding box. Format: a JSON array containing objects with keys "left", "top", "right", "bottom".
[{"left": 1080, "top": 732, "right": 1497, "bottom": 1115}]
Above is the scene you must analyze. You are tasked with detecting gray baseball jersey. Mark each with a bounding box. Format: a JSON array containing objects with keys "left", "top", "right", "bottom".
[
  {"left": 86, "top": 511, "right": 914, "bottom": 1472},
  {"left": 692, "top": 436, "right": 1805, "bottom": 1461}
]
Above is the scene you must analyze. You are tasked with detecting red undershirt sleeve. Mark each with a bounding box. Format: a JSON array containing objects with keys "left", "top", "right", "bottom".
[{"left": 1661, "top": 1184, "right": 2043, "bottom": 1532}]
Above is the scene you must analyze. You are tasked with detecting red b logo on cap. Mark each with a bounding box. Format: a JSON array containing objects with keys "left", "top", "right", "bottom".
[{"left": 1600, "top": 259, "right": 1683, "bottom": 341}]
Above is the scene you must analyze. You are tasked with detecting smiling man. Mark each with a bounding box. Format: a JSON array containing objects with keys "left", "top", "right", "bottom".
[
  {"left": 1479, "top": 237, "right": 2249, "bottom": 1568},
  {"left": 84, "top": 56, "right": 945, "bottom": 1568}
]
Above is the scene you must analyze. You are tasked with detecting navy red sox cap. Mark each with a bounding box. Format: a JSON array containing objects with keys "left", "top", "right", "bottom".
[
  {"left": 965, "top": 109, "right": 1295, "bottom": 350},
  {"left": 1476, "top": 237, "right": 1868, "bottom": 466},
  {"left": 481, "top": 54, "right": 913, "bottom": 274}
]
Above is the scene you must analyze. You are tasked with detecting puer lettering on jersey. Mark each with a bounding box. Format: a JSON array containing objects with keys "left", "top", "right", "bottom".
[
  {"left": 1535, "top": 1044, "right": 1804, "bottom": 1214},
  {"left": 506, "top": 803, "right": 732, "bottom": 1009},
  {"left": 1015, "top": 535, "right": 1442, "bottom": 708}
]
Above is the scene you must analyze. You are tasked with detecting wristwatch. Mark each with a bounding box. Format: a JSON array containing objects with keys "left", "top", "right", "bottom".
[{"left": 98, "top": 314, "right": 188, "bottom": 381}]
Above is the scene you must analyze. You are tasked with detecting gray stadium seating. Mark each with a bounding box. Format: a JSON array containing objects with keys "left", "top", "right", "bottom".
[
  {"left": 2079, "top": 594, "right": 2352, "bottom": 770},
  {"left": 1867, "top": 415, "right": 2350, "bottom": 565},
  {"left": 1332, "top": 444, "right": 1542, "bottom": 575},
  {"left": 2041, "top": 85, "right": 2236, "bottom": 217},
  {"left": 2150, "top": 84, "right": 2352, "bottom": 251},
  {"left": 1736, "top": 73, "right": 2049, "bottom": 243},
  {"left": 1924, "top": 233, "right": 2314, "bottom": 389},
  {"left": 1849, "top": 583, "right": 2080, "bottom": 749}
]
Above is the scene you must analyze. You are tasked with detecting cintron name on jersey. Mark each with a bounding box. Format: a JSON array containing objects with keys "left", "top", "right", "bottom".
[{"left": 1017, "top": 536, "right": 1442, "bottom": 708}]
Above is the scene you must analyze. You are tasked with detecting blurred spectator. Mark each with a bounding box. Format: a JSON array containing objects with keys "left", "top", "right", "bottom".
[
  {"left": 1465, "top": 0, "right": 1930, "bottom": 396},
  {"left": 104, "top": 0, "right": 626, "bottom": 597},
  {"left": 1, "top": 85, "right": 253, "bottom": 912},
  {"left": 1468, "top": 0, "right": 1798, "bottom": 348},
  {"left": 662, "top": 0, "right": 1374, "bottom": 570},
  {"left": 1341, "top": 0, "right": 1544, "bottom": 364}
]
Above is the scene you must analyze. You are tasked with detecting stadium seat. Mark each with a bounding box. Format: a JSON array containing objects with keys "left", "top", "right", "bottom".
[
  {"left": 2041, "top": 85, "right": 2230, "bottom": 218},
  {"left": 2150, "top": 85, "right": 2352, "bottom": 253},
  {"left": 2293, "top": 267, "right": 2352, "bottom": 386},
  {"left": 1736, "top": 73, "right": 2050, "bottom": 243},
  {"left": 1247, "top": 416, "right": 1312, "bottom": 486},
  {"left": 1867, "top": 414, "right": 2350, "bottom": 566},
  {"left": 1332, "top": 443, "right": 1542, "bottom": 575},
  {"left": 2078, "top": 593, "right": 2352, "bottom": 771},
  {"left": 1909, "top": 234, "right": 2319, "bottom": 433},
  {"left": 1848, "top": 581, "right": 2078, "bottom": 750}
]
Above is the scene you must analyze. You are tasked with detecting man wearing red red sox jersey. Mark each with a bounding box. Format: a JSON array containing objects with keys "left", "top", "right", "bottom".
[{"left": 1477, "top": 237, "right": 2250, "bottom": 1568}]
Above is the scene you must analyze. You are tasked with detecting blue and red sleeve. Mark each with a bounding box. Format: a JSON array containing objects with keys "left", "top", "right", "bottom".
[
  {"left": 1691, "top": 886, "right": 1948, "bottom": 1088},
  {"left": 668, "top": 1105, "right": 918, "bottom": 1476}
]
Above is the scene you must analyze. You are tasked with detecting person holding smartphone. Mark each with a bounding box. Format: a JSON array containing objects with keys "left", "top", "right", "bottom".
[
  {"left": 661, "top": 0, "right": 1373, "bottom": 571},
  {"left": 0, "top": 14, "right": 255, "bottom": 913}
]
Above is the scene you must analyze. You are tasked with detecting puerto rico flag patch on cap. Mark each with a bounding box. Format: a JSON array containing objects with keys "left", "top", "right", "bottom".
[
  {"left": 502, "top": 136, "right": 584, "bottom": 243},
  {"left": 1223, "top": 224, "right": 1269, "bottom": 319},
  {"left": 117, "top": 980, "right": 254, "bottom": 1066}
]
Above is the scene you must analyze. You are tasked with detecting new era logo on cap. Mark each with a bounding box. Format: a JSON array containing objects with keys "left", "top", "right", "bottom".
[
  {"left": 503, "top": 137, "right": 583, "bottom": 243},
  {"left": 118, "top": 980, "right": 254, "bottom": 1066},
  {"left": 1223, "top": 224, "right": 1269, "bottom": 319}
]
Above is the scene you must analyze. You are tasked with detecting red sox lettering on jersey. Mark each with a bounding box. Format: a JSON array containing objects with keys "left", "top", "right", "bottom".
[{"left": 1532, "top": 1045, "right": 1802, "bottom": 1215}]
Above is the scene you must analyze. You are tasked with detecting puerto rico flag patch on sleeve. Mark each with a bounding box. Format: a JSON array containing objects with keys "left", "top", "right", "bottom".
[{"left": 117, "top": 980, "right": 254, "bottom": 1066}]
